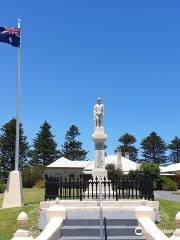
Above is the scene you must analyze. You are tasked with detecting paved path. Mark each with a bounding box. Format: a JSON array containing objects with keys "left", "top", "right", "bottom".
[{"left": 154, "top": 190, "right": 180, "bottom": 202}]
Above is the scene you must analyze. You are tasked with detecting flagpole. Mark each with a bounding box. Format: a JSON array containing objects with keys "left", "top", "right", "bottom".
[
  {"left": 15, "top": 19, "right": 21, "bottom": 171},
  {"left": 2, "top": 19, "right": 24, "bottom": 209}
]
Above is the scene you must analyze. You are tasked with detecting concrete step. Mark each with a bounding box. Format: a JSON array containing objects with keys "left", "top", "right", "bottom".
[
  {"left": 59, "top": 218, "right": 146, "bottom": 240},
  {"left": 67, "top": 210, "right": 135, "bottom": 219},
  {"left": 63, "top": 218, "right": 138, "bottom": 226},
  {"left": 59, "top": 236, "right": 145, "bottom": 240},
  {"left": 61, "top": 226, "right": 137, "bottom": 237}
]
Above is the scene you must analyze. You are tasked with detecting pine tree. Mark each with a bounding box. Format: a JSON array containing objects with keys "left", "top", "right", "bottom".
[
  {"left": 141, "top": 132, "right": 167, "bottom": 164},
  {"left": 116, "top": 133, "right": 138, "bottom": 161},
  {"left": 31, "top": 121, "right": 60, "bottom": 166},
  {"left": 169, "top": 136, "right": 180, "bottom": 163},
  {"left": 61, "top": 125, "right": 88, "bottom": 161},
  {"left": 0, "top": 118, "right": 30, "bottom": 174}
]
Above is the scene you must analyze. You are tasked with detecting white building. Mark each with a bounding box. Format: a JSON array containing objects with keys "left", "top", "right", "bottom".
[
  {"left": 45, "top": 153, "right": 140, "bottom": 178},
  {"left": 161, "top": 163, "right": 180, "bottom": 175},
  {"left": 160, "top": 163, "right": 180, "bottom": 188}
]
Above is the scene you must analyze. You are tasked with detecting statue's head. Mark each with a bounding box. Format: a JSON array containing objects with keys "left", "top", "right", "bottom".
[{"left": 97, "top": 97, "right": 102, "bottom": 104}]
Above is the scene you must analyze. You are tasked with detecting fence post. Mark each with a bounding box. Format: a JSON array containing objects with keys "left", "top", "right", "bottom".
[
  {"left": 104, "top": 217, "right": 107, "bottom": 240},
  {"left": 115, "top": 178, "right": 118, "bottom": 201},
  {"left": 11, "top": 212, "right": 33, "bottom": 240},
  {"left": 59, "top": 177, "right": 62, "bottom": 199},
  {"left": 95, "top": 177, "right": 98, "bottom": 199},
  {"left": 44, "top": 175, "right": 48, "bottom": 201},
  {"left": 80, "top": 177, "right": 82, "bottom": 201},
  {"left": 44, "top": 176, "right": 154, "bottom": 201},
  {"left": 99, "top": 177, "right": 103, "bottom": 240},
  {"left": 150, "top": 176, "right": 154, "bottom": 200}
]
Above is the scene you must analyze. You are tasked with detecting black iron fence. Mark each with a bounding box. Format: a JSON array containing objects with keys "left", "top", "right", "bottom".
[{"left": 44, "top": 176, "right": 154, "bottom": 201}]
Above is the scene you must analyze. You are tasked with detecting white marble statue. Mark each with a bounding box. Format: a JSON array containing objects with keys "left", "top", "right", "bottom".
[{"left": 94, "top": 98, "right": 104, "bottom": 127}]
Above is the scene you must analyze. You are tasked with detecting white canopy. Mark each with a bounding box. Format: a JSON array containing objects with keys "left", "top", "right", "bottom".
[
  {"left": 47, "top": 157, "right": 89, "bottom": 169},
  {"left": 47, "top": 155, "right": 139, "bottom": 174},
  {"left": 161, "top": 163, "right": 180, "bottom": 174}
]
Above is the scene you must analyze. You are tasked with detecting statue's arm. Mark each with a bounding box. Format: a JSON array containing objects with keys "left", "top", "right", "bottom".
[
  {"left": 94, "top": 105, "right": 97, "bottom": 116},
  {"left": 102, "top": 104, "right": 104, "bottom": 116}
]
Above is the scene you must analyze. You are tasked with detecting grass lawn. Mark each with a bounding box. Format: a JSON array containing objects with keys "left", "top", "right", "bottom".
[
  {"left": 157, "top": 199, "right": 180, "bottom": 237},
  {"left": 0, "top": 189, "right": 180, "bottom": 240},
  {"left": 0, "top": 188, "right": 44, "bottom": 240}
]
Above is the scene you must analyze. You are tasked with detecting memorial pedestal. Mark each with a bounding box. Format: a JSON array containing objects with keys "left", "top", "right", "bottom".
[
  {"left": 92, "top": 168, "right": 107, "bottom": 179},
  {"left": 2, "top": 170, "right": 24, "bottom": 209},
  {"left": 91, "top": 127, "right": 107, "bottom": 179}
]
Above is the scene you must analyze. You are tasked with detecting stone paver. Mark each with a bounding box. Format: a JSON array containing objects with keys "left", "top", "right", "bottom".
[{"left": 154, "top": 190, "right": 180, "bottom": 202}]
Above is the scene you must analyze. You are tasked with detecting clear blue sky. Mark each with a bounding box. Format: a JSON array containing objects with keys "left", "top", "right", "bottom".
[{"left": 0, "top": 0, "right": 180, "bottom": 159}]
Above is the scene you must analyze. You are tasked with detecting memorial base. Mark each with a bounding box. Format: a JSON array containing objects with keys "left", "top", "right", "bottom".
[
  {"left": 92, "top": 168, "right": 107, "bottom": 179},
  {"left": 2, "top": 170, "right": 24, "bottom": 209}
]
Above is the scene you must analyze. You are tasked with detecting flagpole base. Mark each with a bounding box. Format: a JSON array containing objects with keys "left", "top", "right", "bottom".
[{"left": 2, "top": 170, "right": 24, "bottom": 209}]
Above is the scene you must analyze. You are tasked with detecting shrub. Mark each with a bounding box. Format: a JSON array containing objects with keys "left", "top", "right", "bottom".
[
  {"left": 128, "top": 169, "right": 140, "bottom": 179},
  {"left": 128, "top": 163, "right": 160, "bottom": 182},
  {"left": 139, "top": 163, "right": 160, "bottom": 181},
  {"left": 21, "top": 165, "right": 45, "bottom": 188},
  {"left": 35, "top": 179, "right": 45, "bottom": 188},
  {"left": 106, "top": 164, "right": 123, "bottom": 181},
  {"left": 153, "top": 181, "right": 157, "bottom": 190},
  {"left": 160, "top": 176, "right": 178, "bottom": 191},
  {"left": 21, "top": 167, "right": 34, "bottom": 188},
  {"left": 0, "top": 173, "right": 6, "bottom": 193},
  {"left": 32, "top": 166, "right": 45, "bottom": 183},
  {"left": 153, "top": 180, "right": 159, "bottom": 190},
  {"left": 0, "top": 181, "right": 5, "bottom": 193},
  {"left": 128, "top": 163, "right": 161, "bottom": 190}
]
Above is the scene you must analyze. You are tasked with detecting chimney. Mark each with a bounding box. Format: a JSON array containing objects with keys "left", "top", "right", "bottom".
[
  {"left": 117, "top": 149, "right": 122, "bottom": 170},
  {"left": 125, "top": 152, "right": 130, "bottom": 159}
]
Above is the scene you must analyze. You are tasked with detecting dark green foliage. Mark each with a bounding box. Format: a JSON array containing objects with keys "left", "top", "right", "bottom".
[
  {"left": 0, "top": 173, "right": 5, "bottom": 193},
  {"left": 139, "top": 163, "right": 160, "bottom": 180},
  {"left": 31, "top": 121, "right": 60, "bottom": 166},
  {"left": 128, "top": 169, "right": 141, "bottom": 180},
  {"left": 21, "top": 165, "right": 45, "bottom": 188},
  {"left": 169, "top": 136, "right": 180, "bottom": 163},
  {"left": 32, "top": 165, "right": 45, "bottom": 182},
  {"left": 35, "top": 179, "right": 45, "bottom": 188},
  {"left": 105, "top": 163, "right": 123, "bottom": 181},
  {"left": 116, "top": 133, "right": 138, "bottom": 161},
  {"left": 128, "top": 163, "right": 177, "bottom": 191},
  {"left": 128, "top": 163, "right": 160, "bottom": 185},
  {"left": 61, "top": 125, "right": 88, "bottom": 161},
  {"left": 0, "top": 119, "right": 30, "bottom": 175},
  {"left": 21, "top": 167, "right": 34, "bottom": 188},
  {"left": 159, "top": 176, "right": 178, "bottom": 191},
  {"left": 140, "top": 132, "right": 167, "bottom": 164},
  {"left": 0, "top": 181, "right": 5, "bottom": 193}
]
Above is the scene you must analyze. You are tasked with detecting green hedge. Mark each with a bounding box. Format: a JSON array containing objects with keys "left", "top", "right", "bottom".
[
  {"left": 160, "top": 176, "right": 178, "bottom": 191},
  {"left": 0, "top": 181, "right": 5, "bottom": 193},
  {"left": 154, "top": 176, "right": 178, "bottom": 191},
  {"left": 106, "top": 164, "right": 123, "bottom": 181},
  {"left": 127, "top": 164, "right": 178, "bottom": 191},
  {"left": 35, "top": 179, "right": 45, "bottom": 188},
  {"left": 21, "top": 165, "right": 45, "bottom": 188},
  {"left": 128, "top": 163, "right": 160, "bottom": 182}
]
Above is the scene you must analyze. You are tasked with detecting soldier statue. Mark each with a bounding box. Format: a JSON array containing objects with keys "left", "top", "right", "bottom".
[{"left": 94, "top": 98, "right": 104, "bottom": 127}]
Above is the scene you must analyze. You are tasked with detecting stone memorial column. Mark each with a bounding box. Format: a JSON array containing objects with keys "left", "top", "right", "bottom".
[{"left": 92, "top": 98, "right": 107, "bottom": 179}]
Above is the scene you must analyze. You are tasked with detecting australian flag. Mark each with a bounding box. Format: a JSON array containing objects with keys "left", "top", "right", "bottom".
[{"left": 0, "top": 27, "right": 20, "bottom": 47}]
